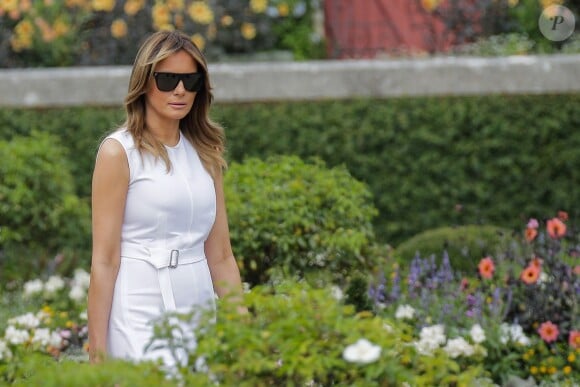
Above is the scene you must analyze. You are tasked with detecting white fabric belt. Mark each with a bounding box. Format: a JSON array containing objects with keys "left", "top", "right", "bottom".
[
  {"left": 120, "top": 242, "right": 207, "bottom": 312},
  {"left": 120, "top": 242, "right": 206, "bottom": 269}
]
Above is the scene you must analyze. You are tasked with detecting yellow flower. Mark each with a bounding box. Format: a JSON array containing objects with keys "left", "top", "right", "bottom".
[
  {"left": 563, "top": 365, "right": 572, "bottom": 375},
  {"left": 53, "top": 17, "right": 70, "bottom": 37},
  {"left": 540, "top": 365, "right": 547, "bottom": 374},
  {"left": 191, "top": 33, "right": 205, "bottom": 50},
  {"left": 188, "top": 1, "right": 214, "bottom": 25},
  {"left": 221, "top": 15, "right": 233, "bottom": 27},
  {"left": 166, "top": 0, "right": 184, "bottom": 11},
  {"left": 124, "top": 0, "right": 144, "bottom": 16},
  {"left": 59, "top": 311, "right": 68, "bottom": 318},
  {"left": 250, "top": 0, "right": 267, "bottom": 13},
  {"left": 421, "top": 0, "right": 441, "bottom": 12},
  {"left": 92, "top": 0, "right": 115, "bottom": 12},
  {"left": 152, "top": 3, "right": 171, "bottom": 30},
  {"left": 111, "top": 18, "right": 127, "bottom": 38},
  {"left": 530, "top": 366, "right": 538, "bottom": 375},
  {"left": 568, "top": 353, "right": 576, "bottom": 362},
  {"left": 540, "top": 0, "right": 563, "bottom": 9},
  {"left": 547, "top": 366, "right": 556, "bottom": 375},
  {"left": 241, "top": 22, "right": 256, "bottom": 40},
  {"left": 277, "top": 3, "right": 289, "bottom": 17},
  {"left": 0, "top": 0, "right": 19, "bottom": 13},
  {"left": 65, "top": 320, "right": 74, "bottom": 328},
  {"left": 507, "top": 0, "right": 519, "bottom": 7}
]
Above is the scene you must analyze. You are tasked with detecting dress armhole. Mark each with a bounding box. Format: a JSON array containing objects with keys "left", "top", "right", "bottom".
[{"left": 97, "top": 137, "right": 132, "bottom": 184}]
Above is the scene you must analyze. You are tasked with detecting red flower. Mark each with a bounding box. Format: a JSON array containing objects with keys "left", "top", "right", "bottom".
[
  {"left": 478, "top": 257, "right": 495, "bottom": 279},
  {"left": 521, "top": 265, "right": 540, "bottom": 285},
  {"left": 546, "top": 217, "right": 566, "bottom": 239},
  {"left": 525, "top": 227, "right": 537, "bottom": 242},
  {"left": 530, "top": 257, "right": 543, "bottom": 268},
  {"left": 569, "top": 330, "right": 580, "bottom": 349},
  {"left": 538, "top": 321, "right": 559, "bottom": 343}
]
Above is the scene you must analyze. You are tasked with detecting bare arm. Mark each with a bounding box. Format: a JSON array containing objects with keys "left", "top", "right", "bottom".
[
  {"left": 87, "top": 139, "right": 129, "bottom": 363},
  {"left": 205, "top": 169, "right": 243, "bottom": 300}
]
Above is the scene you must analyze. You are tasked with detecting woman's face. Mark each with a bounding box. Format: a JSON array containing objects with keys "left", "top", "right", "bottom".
[{"left": 145, "top": 49, "right": 199, "bottom": 129}]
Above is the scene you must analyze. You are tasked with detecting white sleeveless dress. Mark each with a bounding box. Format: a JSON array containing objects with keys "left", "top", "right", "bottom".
[{"left": 104, "top": 129, "right": 217, "bottom": 367}]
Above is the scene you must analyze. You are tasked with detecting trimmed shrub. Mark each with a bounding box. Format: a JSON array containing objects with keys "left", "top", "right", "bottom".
[
  {"left": 224, "top": 155, "right": 378, "bottom": 285},
  {"left": 0, "top": 132, "right": 90, "bottom": 281},
  {"left": 394, "top": 225, "right": 511, "bottom": 273}
]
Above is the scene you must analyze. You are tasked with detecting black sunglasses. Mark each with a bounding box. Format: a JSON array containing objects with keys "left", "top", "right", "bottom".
[{"left": 153, "top": 72, "right": 204, "bottom": 92}]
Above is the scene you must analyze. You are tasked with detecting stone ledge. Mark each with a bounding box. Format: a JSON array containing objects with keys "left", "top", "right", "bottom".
[{"left": 0, "top": 54, "right": 578, "bottom": 108}]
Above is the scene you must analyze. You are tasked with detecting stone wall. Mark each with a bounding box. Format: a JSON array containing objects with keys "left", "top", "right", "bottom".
[{"left": 0, "top": 55, "right": 578, "bottom": 108}]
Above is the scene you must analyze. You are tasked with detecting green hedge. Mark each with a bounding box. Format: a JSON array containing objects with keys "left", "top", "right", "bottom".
[{"left": 0, "top": 94, "right": 578, "bottom": 246}]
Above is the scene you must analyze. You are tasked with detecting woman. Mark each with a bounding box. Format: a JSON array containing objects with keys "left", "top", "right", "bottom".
[{"left": 88, "top": 30, "right": 243, "bottom": 366}]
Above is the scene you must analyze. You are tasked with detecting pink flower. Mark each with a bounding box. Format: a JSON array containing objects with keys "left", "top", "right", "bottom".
[
  {"left": 538, "top": 321, "right": 559, "bottom": 343},
  {"left": 478, "top": 257, "right": 495, "bottom": 280},
  {"left": 546, "top": 218, "right": 566, "bottom": 239},
  {"left": 527, "top": 218, "right": 539, "bottom": 229}
]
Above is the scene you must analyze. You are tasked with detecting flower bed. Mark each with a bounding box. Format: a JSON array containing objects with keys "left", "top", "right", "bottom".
[{"left": 0, "top": 213, "right": 578, "bottom": 385}]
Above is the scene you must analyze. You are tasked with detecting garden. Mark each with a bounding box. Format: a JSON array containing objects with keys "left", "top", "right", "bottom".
[{"left": 1, "top": 0, "right": 579, "bottom": 386}]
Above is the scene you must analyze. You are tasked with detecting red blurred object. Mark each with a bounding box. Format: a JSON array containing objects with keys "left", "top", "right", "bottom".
[{"left": 324, "top": 0, "right": 456, "bottom": 59}]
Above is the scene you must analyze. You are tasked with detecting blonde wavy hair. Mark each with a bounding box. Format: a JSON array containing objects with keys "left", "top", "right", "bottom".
[{"left": 122, "top": 30, "right": 226, "bottom": 177}]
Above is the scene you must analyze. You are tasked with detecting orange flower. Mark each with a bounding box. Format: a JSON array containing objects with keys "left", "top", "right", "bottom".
[
  {"left": 569, "top": 331, "right": 580, "bottom": 349},
  {"left": 538, "top": 321, "right": 559, "bottom": 343},
  {"left": 521, "top": 265, "right": 540, "bottom": 285},
  {"left": 558, "top": 211, "right": 568, "bottom": 221},
  {"left": 574, "top": 265, "right": 580, "bottom": 276},
  {"left": 546, "top": 217, "right": 566, "bottom": 239},
  {"left": 478, "top": 257, "right": 495, "bottom": 279},
  {"left": 525, "top": 227, "right": 537, "bottom": 242}
]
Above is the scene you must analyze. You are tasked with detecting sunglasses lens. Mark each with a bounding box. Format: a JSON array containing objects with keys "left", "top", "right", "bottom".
[
  {"left": 155, "top": 73, "right": 179, "bottom": 92},
  {"left": 182, "top": 73, "right": 204, "bottom": 92},
  {"left": 154, "top": 72, "right": 204, "bottom": 92}
]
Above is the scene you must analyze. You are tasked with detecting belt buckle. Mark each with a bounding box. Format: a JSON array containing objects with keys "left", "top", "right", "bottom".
[{"left": 169, "top": 249, "right": 179, "bottom": 268}]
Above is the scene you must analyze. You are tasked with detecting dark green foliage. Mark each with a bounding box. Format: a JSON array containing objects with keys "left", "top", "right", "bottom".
[
  {"left": 344, "top": 272, "right": 373, "bottom": 312},
  {"left": 0, "top": 132, "right": 90, "bottom": 281},
  {"left": 0, "top": 94, "right": 578, "bottom": 248},
  {"left": 224, "top": 155, "right": 378, "bottom": 285},
  {"left": 395, "top": 225, "right": 512, "bottom": 273}
]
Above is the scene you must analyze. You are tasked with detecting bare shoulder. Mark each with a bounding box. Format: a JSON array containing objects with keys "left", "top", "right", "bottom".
[
  {"left": 93, "top": 138, "right": 129, "bottom": 182},
  {"left": 97, "top": 138, "right": 126, "bottom": 162}
]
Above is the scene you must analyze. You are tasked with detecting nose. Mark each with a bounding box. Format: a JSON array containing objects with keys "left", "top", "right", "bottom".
[{"left": 173, "top": 80, "right": 186, "bottom": 94}]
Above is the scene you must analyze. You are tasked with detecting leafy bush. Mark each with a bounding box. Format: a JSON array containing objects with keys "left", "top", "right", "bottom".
[
  {"left": 395, "top": 225, "right": 511, "bottom": 273},
  {"left": 153, "top": 281, "right": 488, "bottom": 386},
  {"left": 0, "top": 132, "right": 90, "bottom": 282},
  {"left": 10, "top": 355, "right": 173, "bottom": 387},
  {"left": 224, "top": 155, "right": 378, "bottom": 285}
]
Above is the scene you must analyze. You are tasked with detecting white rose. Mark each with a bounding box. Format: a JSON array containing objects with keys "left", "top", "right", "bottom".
[
  {"left": 23, "top": 279, "right": 44, "bottom": 296},
  {"left": 343, "top": 338, "right": 381, "bottom": 364},
  {"left": 32, "top": 328, "right": 52, "bottom": 346},
  {"left": 0, "top": 340, "right": 12, "bottom": 361},
  {"left": 44, "top": 275, "right": 65, "bottom": 294},
  {"left": 4, "top": 326, "right": 30, "bottom": 345},
  {"left": 330, "top": 286, "right": 343, "bottom": 301},
  {"left": 69, "top": 285, "right": 86, "bottom": 302},
  {"left": 470, "top": 324, "right": 486, "bottom": 344},
  {"left": 72, "top": 269, "right": 91, "bottom": 289},
  {"left": 444, "top": 337, "right": 474, "bottom": 358},
  {"left": 8, "top": 312, "right": 40, "bottom": 329},
  {"left": 395, "top": 304, "right": 415, "bottom": 320}
]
